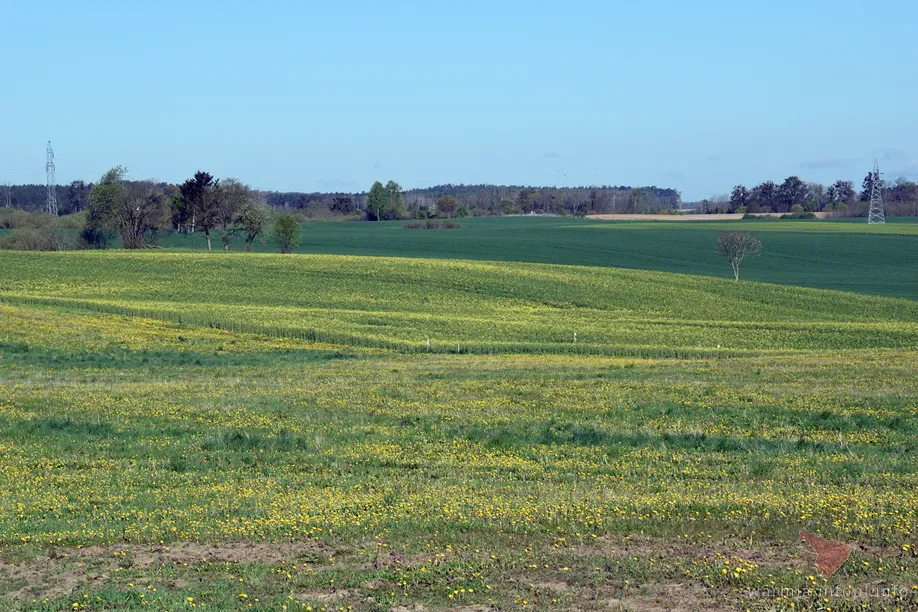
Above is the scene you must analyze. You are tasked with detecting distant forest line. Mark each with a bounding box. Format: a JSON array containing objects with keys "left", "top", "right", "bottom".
[
  {"left": 1, "top": 182, "right": 680, "bottom": 218},
  {"left": 3, "top": 173, "right": 917, "bottom": 219}
]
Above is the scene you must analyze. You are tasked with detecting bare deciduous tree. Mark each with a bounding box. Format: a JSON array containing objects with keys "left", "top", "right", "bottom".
[
  {"left": 215, "top": 178, "right": 254, "bottom": 251},
  {"left": 716, "top": 231, "right": 762, "bottom": 281},
  {"left": 238, "top": 195, "right": 271, "bottom": 252},
  {"left": 86, "top": 168, "right": 168, "bottom": 249},
  {"left": 119, "top": 182, "right": 168, "bottom": 249}
]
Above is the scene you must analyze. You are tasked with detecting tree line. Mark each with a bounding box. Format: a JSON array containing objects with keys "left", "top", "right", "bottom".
[
  {"left": 1, "top": 181, "right": 91, "bottom": 215},
  {"left": 266, "top": 184, "right": 683, "bottom": 218},
  {"left": 5, "top": 172, "right": 918, "bottom": 220},
  {"left": 696, "top": 174, "right": 918, "bottom": 217}
]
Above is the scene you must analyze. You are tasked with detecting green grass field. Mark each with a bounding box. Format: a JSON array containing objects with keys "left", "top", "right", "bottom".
[
  {"left": 160, "top": 216, "right": 918, "bottom": 299},
  {"left": 5, "top": 216, "right": 918, "bottom": 299},
  {"left": 1, "top": 246, "right": 917, "bottom": 611}
]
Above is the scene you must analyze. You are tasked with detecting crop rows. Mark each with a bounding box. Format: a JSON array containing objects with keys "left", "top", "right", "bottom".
[{"left": 2, "top": 252, "right": 917, "bottom": 357}]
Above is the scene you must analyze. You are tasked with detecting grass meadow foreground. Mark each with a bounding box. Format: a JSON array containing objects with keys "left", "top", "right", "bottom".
[{"left": 1, "top": 251, "right": 917, "bottom": 610}]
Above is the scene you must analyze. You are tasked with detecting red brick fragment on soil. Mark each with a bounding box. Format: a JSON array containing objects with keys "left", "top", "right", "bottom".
[{"left": 800, "top": 529, "right": 851, "bottom": 576}]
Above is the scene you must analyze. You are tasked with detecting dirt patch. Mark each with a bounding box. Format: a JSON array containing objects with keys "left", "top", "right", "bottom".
[
  {"left": 353, "top": 549, "right": 437, "bottom": 571},
  {"left": 574, "top": 534, "right": 702, "bottom": 561},
  {"left": 607, "top": 582, "right": 730, "bottom": 611},
  {"left": 574, "top": 534, "right": 810, "bottom": 571},
  {"left": 533, "top": 581, "right": 569, "bottom": 593},
  {"left": 295, "top": 589, "right": 353, "bottom": 603},
  {"left": 2, "top": 559, "right": 109, "bottom": 602},
  {"left": 0, "top": 540, "right": 329, "bottom": 602},
  {"left": 2, "top": 536, "right": 910, "bottom": 609},
  {"left": 77, "top": 540, "right": 328, "bottom": 567}
]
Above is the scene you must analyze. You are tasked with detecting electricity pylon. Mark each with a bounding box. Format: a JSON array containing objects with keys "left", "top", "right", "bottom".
[
  {"left": 46, "top": 141, "right": 58, "bottom": 216},
  {"left": 867, "top": 159, "right": 885, "bottom": 225}
]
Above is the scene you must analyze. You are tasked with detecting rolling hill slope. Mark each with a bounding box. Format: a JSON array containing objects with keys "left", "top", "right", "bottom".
[
  {"left": 2, "top": 251, "right": 916, "bottom": 356},
  {"left": 160, "top": 216, "right": 918, "bottom": 299}
]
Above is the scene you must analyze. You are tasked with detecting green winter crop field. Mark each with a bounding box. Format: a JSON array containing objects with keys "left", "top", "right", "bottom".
[
  {"left": 5, "top": 216, "right": 918, "bottom": 298},
  {"left": 160, "top": 216, "right": 918, "bottom": 299},
  {"left": 1, "top": 248, "right": 918, "bottom": 611}
]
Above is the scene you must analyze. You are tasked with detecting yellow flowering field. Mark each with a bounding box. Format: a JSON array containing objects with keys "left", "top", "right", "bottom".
[
  {"left": 2, "top": 252, "right": 917, "bottom": 355},
  {"left": 0, "top": 252, "right": 917, "bottom": 610}
]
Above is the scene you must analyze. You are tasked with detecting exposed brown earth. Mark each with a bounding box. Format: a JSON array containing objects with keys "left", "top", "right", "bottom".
[{"left": 1, "top": 536, "right": 914, "bottom": 610}]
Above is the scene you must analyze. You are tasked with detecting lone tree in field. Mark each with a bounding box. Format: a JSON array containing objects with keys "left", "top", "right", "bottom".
[
  {"left": 367, "top": 181, "right": 387, "bottom": 221},
  {"left": 716, "top": 231, "right": 762, "bottom": 281},
  {"left": 274, "top": 213, "right": 300, "bottom": 254},
  {"left": 436, "top": 194, "right": 458, "bottom": 218}
]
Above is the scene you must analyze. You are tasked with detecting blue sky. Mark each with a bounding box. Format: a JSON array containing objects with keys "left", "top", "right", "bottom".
[{"left": 1, "top": 1, "right": 915, "bottom": 200}]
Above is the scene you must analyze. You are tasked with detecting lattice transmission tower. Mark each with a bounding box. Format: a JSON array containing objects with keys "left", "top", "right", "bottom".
[
  {"left": 46, "top": 141, "right": 58, "bottom": 216},
  {"left": 867, "top": 159, "right": 885, "bottom": 225}
]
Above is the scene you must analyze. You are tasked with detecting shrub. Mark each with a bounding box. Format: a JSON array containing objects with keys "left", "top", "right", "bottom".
[
  {"left": 0, "top": 208, "right": 54, "bottom": 230},
  {"left": 273, "top": 214, "right": 301, "bottom": 253},
  {"left": 780, "top": 211, "right": 816, "bottom": 219},
  {"left": 735, "top": 206, "right": 748, "bottom": 215},
  {"left": 57, "top": 211, "right": 87, "bottom": 229},
  {"left": 77, "top": 227, "right": 112, "bottom": 250},
  {"left": 791, "top": 204, "right": 805, "bottom": 214},
  {"left": 302, "top": 200, "right": 335, "bottom": 219},
  {"left": 0, "top": 227, "right": 72, "bottom": 251},
  {"left": 403, "top": 220, "right": 462, "bottom": 230}
]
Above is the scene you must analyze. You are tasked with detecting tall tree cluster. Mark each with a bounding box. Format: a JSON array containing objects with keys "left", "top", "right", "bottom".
[
  {"left": 722, "top": 175, "right": 894, "bottom": 215},
  {"left": 366, "top": 180, "right": 405, "bottom": 220},
  {"left": 172, "top": 171, "right": 270, "bottom": 251},
  {"left": 82, "top": 168, "right": 270, "bottom": 250},
  {"left": 83, "top": 167, "right": 168, "bottom": 249}
]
